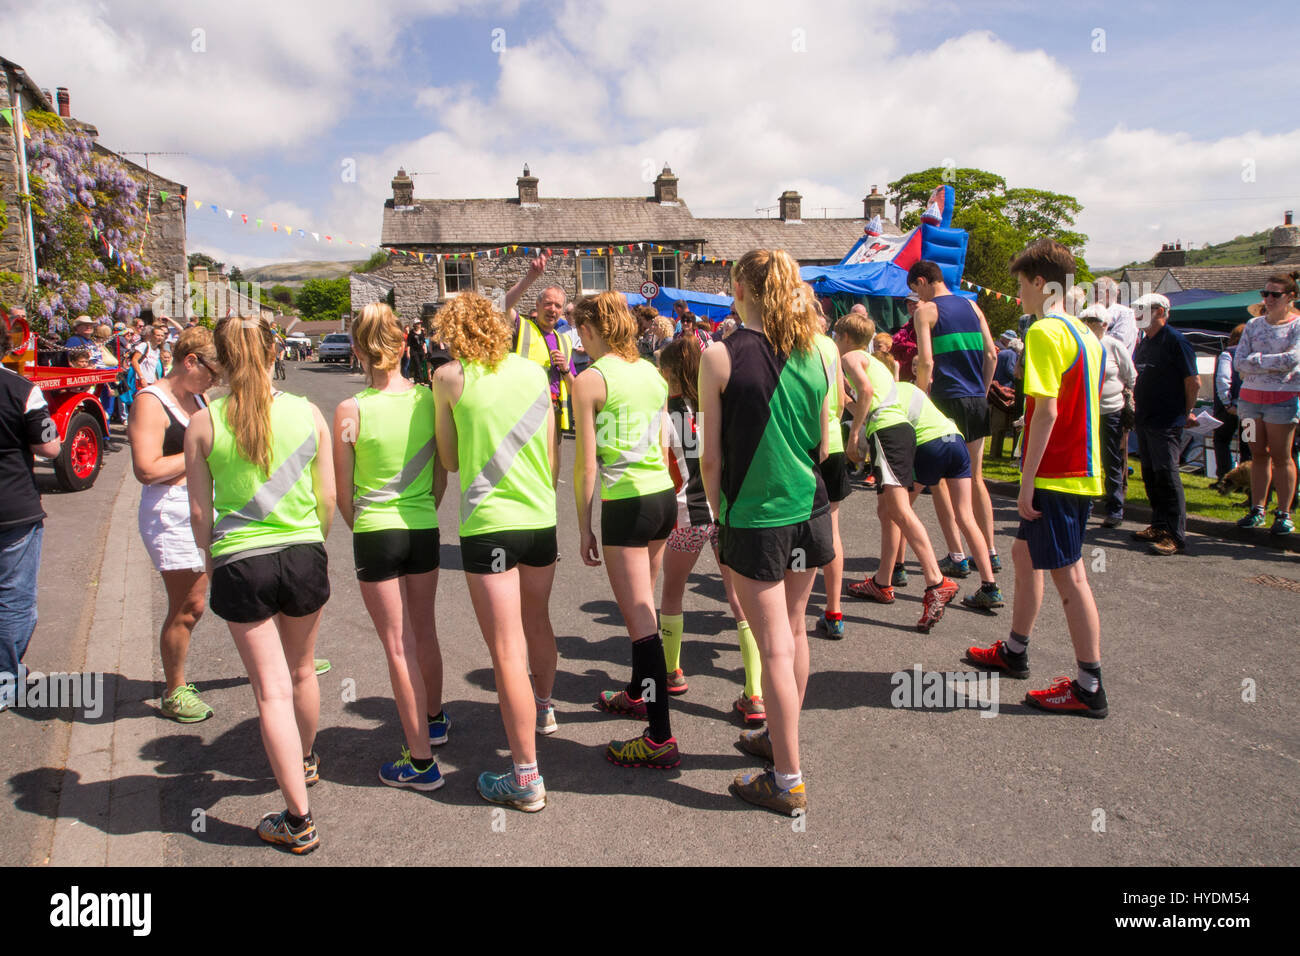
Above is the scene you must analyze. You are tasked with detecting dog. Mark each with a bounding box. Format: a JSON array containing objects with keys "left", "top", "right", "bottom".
[{"left": 1217, "top": 461, "right": 1252, "bottom": 496}]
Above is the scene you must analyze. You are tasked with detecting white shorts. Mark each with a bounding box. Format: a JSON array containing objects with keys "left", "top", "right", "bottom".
[{"left": 138, "top": 483, "right": 204, "bottom": 573}]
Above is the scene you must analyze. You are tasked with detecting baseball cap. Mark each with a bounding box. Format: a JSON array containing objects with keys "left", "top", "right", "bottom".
[
  {"left": 1132, "top": 293, "right": 1170, "bottom": 312},
  {"left": 906, "top": 292, "right": 920, "bottom": 303},
  {"left": 997, "top": 329, "right": 1020, "bottom": 343}
]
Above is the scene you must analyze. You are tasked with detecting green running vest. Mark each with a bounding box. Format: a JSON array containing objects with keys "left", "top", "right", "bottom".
[
  {"left": 454, "top": 354, "right": 557, "bottom": 537},
  {"left": 592, "top": 354, "right": 674, "bottom": 501},
  {"left": 208, "top": 392, "right": 323, "bottom": 564},
  {"left": 895, "top": 381, "right": 960, "bottom": 446},
  {"left": 860, "top": 351, "right": 909, "bottom": 437},
  {"left": 813, "top": 334, "right": 844, "bottom": 455},
  {"left": 351, "top": 385, "right": 438, "bottom": 533}
]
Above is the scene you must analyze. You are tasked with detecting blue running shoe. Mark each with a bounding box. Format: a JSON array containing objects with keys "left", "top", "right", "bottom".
[
  {"left": 477, "top": 767, "right": 547, "bottom": 812},
  {"left": 938, "top": 555, "right": 971, "bottom": 578},
  {"left": 379, "top": 747, "right": 444, "bottom": 791},
  {"left": 989, "top": 552, "right": 1002, "bottom": 574},
  {"left": 428, "top": 711, "right": 451, "bottom": 746}
]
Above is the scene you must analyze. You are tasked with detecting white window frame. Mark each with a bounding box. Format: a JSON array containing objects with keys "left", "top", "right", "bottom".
[
  {"left": 650, "top": 254, "right": 677, "bottom": 289},
  {"left": 580, "top": 254, "right": 610, "bottom": 295},
  {"left": 442, "top": 258, "right": 474, "bottom": 297}
]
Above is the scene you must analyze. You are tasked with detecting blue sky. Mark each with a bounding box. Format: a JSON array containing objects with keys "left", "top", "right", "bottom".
[{"left": 7, "top": 0, "right": 1298, "bottom": 272}]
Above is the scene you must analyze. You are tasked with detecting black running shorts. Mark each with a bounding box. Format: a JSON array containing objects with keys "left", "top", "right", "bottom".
[
  {"left": 819, "top": 451, "right": 852, "bottom": 504},
  {"left": 871, "top": 421, "right": 916, "bottom": 493},
  {"left": 210, "top": 543, "right": 331, "bottom": 624},
  {"left": 460, "top": 526, "right": 558, "bottom": 574},
  {"left": 353, "top": 527, "right": 440, "bottom": 582},
  {"left": 719, "top": 510, "right": 834, "bottom": 582},
  {"left": 601, "top": 488, "right": 676, "bottom": 548},
  {"left": 932, "top": 394, "right": 990, "bottom": 443}
]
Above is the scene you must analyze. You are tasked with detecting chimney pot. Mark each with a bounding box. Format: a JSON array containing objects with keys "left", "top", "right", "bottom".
[
  {"left": 391, "top": 168, "right": 414, "bottom": 207},
  {"left": 1287, "top": 210, "right": 1294, "bottom": 226},
  {"left": 863, "top": 186, "right": 886, "bottom": 221},
  {"left": 56, "top": 87, "right": 70, "bottom": 118},
  {"left": 779, "top": 190, "right": 802, "bottom": 222},
  {"left": 653, "top": 164, "right": 679, "bottom": 204},
  {"left": 517, "top": 166, "right": 539, "bottom": 205}
]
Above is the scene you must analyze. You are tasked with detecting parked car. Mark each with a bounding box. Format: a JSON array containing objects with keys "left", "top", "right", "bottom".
[{"left": 317, "top": 332, "right": 353, "bottom": 364}]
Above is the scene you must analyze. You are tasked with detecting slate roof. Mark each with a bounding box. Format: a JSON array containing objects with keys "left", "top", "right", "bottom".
[
  {"left": 1119, "top": 263, "right": 1300, "bottom": 296},
  {"left": 381, "top": 195, "right": 897, "bottom": 264}
]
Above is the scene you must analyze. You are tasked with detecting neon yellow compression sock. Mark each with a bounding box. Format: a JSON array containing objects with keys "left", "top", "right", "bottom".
[
  {"left": 660, "top": 613, "right": 685, "bottom": 672},
  {"left": 737, "top": 620, "right": 762, "bottom": 698}
]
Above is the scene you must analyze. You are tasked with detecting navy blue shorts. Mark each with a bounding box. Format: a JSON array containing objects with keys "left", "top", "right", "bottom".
[
  {"left": 1015, "top": 489, "right": 1090, "bottom": 570},
  {"left": 912, "top": 435, "right": 971, "bottom": 488}
]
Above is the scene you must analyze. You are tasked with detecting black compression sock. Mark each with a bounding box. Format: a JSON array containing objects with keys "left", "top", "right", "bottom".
[
  {"left": 631, "top": 633, "right": 672, "bottom": 741},
  {"left": 410, "top": 756, "right": 434, "bottom": 772},
  {"left": 285, "top": 810, "right": 310, "bottom": 830}
]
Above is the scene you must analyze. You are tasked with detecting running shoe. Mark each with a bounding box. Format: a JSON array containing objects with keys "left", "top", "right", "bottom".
[
  {"left": 962, "top": 640, "right": 1029, "bottom": 679},
  {"left": 379, "top": 747, "right": 445, "bottom": 791},
  {"left": 1131, "top": 525, "right": 1161, "bottom": 541},
  {"left": 735, "top": 727, "right": 773, "bottom": 763},
  {"left": 477, "top": 768, "right": 547, "bottom": 812},
  {"left": 257, "top": 810, "right": 320, "bottom": 855},
  {"left": 1024, "top": 676, "right": 1108, "bottom": 719},
  {"left": 917, "top": 577, "right": 959, "bottom": 632},
  {"left": 160, "top": 683, "right": 213, "bottom": 723},
  {"left": 891, "top": 563, "right": 909, "bottom": 588},
  {"left": 813, "top": 614, "right": 845, "bottom": 640},
  {"left": 537, "top": 703, "right": 558, "bottom": 736},
  {"left": 313, "top": 659, "right": 331, "bottom": 676},
  {"left": 735, "top": 693, "right": 766, "bottom": 724},
  {"left": 1270, "top": 512, "right": 1294, "bottom": 536},
  {"left": 989, "top": 552, "right": 1002, "bottom": 573},
  {"left": 303, "top": 751, "right": 320, "bottom": 787},
  {"left": 730, "top": 769, "right": 806, "bottom": 816},
  {"left": 848, "top": 576, "right": 895, "bottom": 604},
  {"left": 1148, "top": 532, "right": 1185, "bottom": 556},
  {"left": 597, "top": 689, "right": 648, "bottom": 720},
  {"left": 667, "top": 668, "right": 689, "bottom": 695},
  {"left": 961, "top": 584, "right": 1005, "bottom": 611},
  {"left": 1237, "top": 509, "right": 1265, "bottom": 529},
  {"left": 1099, "top": 515, "right": 1123, "bottom": 528},
  {"left": 606, "top": 731, "right": 681, "bottom": 769},
  {"left": 938, "top": 555, "right": 971, "bottom": 578},
  {"left": 428, "top": 711, "right": 451, "bottom": 746}
]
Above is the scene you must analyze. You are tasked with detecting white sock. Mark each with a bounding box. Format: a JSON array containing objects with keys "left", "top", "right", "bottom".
[
  {"left": 534, "top": 692, "right": 551, "bottom": 710},
  {"left": 950, "top": 551, "right": 966, "bottom": 563},
  {"left": 514, "top": 761, "right": 540, "bottom": 785},
  {"left": 774, "top": 770, "right": 803, "bottom": 791}
]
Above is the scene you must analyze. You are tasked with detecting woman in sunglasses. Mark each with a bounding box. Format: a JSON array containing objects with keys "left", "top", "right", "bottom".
[
  {"left": 128, "top": 326, "right": 220, "bottom": 722},
  {"left": 1235, "top": 270, "right": 1300, "bottom": 534}
]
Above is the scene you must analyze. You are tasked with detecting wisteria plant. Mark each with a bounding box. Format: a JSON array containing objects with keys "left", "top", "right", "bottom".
[{"left": 22, "top": 110, "right": 153, "bottom": 334}]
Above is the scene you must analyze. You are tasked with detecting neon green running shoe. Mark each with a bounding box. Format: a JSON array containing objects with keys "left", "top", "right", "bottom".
[
  {"left": 314, "top": 659, "right": 331, "bottom": 676},
  {"left": 160, "top": 683, "right": 213, "bottom": 723}
]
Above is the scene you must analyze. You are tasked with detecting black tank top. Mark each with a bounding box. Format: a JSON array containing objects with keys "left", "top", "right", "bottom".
[{"left": 142, "top": 386, "right": 206, "bottom": 456}]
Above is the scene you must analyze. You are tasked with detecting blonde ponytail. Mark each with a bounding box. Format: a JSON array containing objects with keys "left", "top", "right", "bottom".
[
  {"left": 215, "top": 313, "right": 277, "bottom": 476},
  {"left": 732, "top": 249, "right": 818, "bottom": 356}
]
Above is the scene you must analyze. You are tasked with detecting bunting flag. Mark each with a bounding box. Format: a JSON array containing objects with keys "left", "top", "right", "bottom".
[
  {"left": 225, "top": 208, "right": 234, "bottom": 218},
  {"left": 159, "top": 190, "right": 170, "bottom": 203},
  {"left": 961, "top": 278, "right": 1022, "bottom": 305}
]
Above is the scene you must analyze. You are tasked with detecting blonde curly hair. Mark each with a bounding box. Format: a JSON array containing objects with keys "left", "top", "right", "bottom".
[{"left": 434, "top": 292, "right": 510, "bottom": 370}]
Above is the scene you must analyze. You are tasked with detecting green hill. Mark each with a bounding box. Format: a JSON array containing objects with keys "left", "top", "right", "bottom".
[
  {"left": 1103, "top": 229, "right": 1271, "bottom": 275},
  {"left": 242, "top": 259, "right": 368, "bottom": 288}
]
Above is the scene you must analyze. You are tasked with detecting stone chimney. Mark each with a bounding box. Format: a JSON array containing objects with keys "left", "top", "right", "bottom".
[
  {"left": 653, "top": 164, "right": 679, "bottom": 204},
  {"left": 391, "top": 168, "right": 414, "bottom": 207},
  {"left": 779, "top": 190, "right": 802, "bottom": 222},
  {"left": 192, "top": 265, "right": 209, "bottom": 285},
  {"left": 863, "top": 185, "right": 886, "bottom": 220},
  {"left": 1265, "top": 210, "right": 1300, "bottom": 264},
  {"left": 1153, "top": 243, "right": 1186, "bottom": 268},
  {"left": 517, "top": 165, "right": 539, "bottom": 206},
  {"left": 57, "top": 87, "right": 70, "bottom": 117}
]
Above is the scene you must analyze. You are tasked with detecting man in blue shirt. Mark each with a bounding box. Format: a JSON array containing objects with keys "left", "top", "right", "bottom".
[{"left": 1131, "top": 294, "right": 1200, "bottom": 555}]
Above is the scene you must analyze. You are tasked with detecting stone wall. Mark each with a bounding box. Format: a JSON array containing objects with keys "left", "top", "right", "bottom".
[
  {"left": 349, "top": 272, "right": 393, "bottom": 315},
  {"left": 0, "top": 79, "right": 38, "bottom": 298},
  {"left": 141, "top": 186, "right": 186, "bottom": 291}
]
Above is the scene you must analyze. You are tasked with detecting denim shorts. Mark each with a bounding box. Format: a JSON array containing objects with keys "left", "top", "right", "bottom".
[{"left": 1238, "top": 396, "right": 1300, "bottom": 427}]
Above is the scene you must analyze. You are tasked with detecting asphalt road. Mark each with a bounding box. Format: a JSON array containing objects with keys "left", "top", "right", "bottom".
[{"left": 6, "top": 355, "right": 1299, "bottom": 866}]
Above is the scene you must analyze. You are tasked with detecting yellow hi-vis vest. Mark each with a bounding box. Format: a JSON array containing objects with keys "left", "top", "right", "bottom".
[{"left": 513, "top": 317, "right": 573, "bottom": 431}]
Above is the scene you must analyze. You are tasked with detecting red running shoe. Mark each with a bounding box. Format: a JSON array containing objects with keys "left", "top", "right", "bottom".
[
  {"left": 848, "top": 576, "right": 895, "bottom": 604},
  {"left": 1024, "top": 676, "right": 1108, "bottom": 719},
  {"left": 597, "top": 690, "right": 648, "bottom": 720},
  {"left": 917, "top": 577, "right": 959, "bottom": 632},
  {"left": 962, "top": 640, "right": 1029, "bottom": 679}
]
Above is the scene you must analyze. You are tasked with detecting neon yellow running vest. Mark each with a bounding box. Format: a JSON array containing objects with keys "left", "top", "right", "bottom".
[
  {"left": 860, "top": 351, "right": 909, "bottom": 437},
  {"left": 813, "top": 334, "right": 844, "bottom": 455},
  {"left": 208, "top": 392, "right": 323, "bottom": 564},
  {"left": 351, "top": 385, "right": 438, "bottom": 533},
  {"left": 592, "top": 354, "right": 674, "bottom": 501},
  {"left": 455, "top": 354, "right": 557, "bottom": 537},
  {"left": 895, "top": 381, "right": 960, "bottom": 446}
]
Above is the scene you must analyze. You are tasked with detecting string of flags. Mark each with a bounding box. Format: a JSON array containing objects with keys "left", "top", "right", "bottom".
[
  {"left": 185, "top": 195, "right": 734, "bottom": 265},
  {"left": 0, "top": 108, "right": 31, "bottom": 138},
  {"left": 961, "top": 278, "right": 1021, "bottom": 305}
]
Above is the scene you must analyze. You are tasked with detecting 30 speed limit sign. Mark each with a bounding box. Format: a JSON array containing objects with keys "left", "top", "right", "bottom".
[{"left": 640, "top": 280, "right": 660, "bottom": 299}]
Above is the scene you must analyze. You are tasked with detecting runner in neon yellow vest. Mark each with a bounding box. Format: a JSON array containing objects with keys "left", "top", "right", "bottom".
[
  {"left": 431, "top": 292, "right": 558, "bottom": 813},
  {"left": 572, "top": 291, "right": 681, "bottom": 771},
  {"left": 332, "top": 303, "right": 448, "bottom": 793},
  {"left": 185, "top": 312, "right": 335, "bottom": 855},
  {"left": 811, "top": 317, "right": 851, "bottom": 640}
]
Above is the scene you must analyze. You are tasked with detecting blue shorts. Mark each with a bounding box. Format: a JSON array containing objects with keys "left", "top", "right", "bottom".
[
  {"left": 912, "top": 434, "right": 971, "bottom": 487},
  {"left": 1237, "top": 395, "right": 1300, "bottom": 427},
  {"left": 1015, "top": 489, "right": 1090, "bottom": 570}
]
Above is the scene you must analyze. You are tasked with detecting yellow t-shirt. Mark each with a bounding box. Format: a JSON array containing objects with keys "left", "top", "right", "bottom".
[{"left": 1022, "top": 313, "right": 1103, "bottom": 496}]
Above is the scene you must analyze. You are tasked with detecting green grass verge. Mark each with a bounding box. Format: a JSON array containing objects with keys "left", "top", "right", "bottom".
[{"left": 982, "top": 443, "right": 1246, "bottom": 524}]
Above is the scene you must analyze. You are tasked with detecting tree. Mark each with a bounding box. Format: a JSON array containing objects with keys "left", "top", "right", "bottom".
[
  {"left": 296, "top": 277, "right": 350, "bottom": 322},
  {"left": 886, "top": 167, "right": 1090, "bottom": 334},
  {"left": 187, "top": 252, "right": 222, "bottom": 273},
  {"left": 268, "top": 285, "right": 294, "bottom": 306},
  {"left": 358, "top": 250, "right": 389, "bottom": 273},
  {"left": 228, "top": 265, "right": 244, "bottom": 284}
]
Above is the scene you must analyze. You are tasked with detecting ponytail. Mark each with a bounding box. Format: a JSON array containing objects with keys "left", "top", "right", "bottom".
[
  {"left": 215, "top": 313, "right": 277, "bottom": 476},
  {"left": 731, "top": 249, "right": 818, "bottom": 356}
]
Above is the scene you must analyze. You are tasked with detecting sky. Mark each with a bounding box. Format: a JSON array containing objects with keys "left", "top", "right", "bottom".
[{"left": 6, "top": 0, "right": 1298, "bottom": 271}]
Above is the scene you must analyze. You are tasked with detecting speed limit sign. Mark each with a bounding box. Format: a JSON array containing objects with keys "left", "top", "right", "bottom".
[{"left": 640, "top": 280, "right": 660, "bottom": 299}]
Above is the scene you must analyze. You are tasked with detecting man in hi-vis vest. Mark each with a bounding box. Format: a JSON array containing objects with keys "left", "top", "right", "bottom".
[{"left": 505, "top": 255, "right": 574, "bottom": 487}]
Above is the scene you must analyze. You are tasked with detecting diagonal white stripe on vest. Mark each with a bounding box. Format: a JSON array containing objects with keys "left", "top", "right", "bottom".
[
  {"left": 903, "top": 387, "right": 927, "bottom": 424},
  {"left": 212, "top": 433, "right": 317, "bottom": 541},
  {"left": 865, "top": 378, "right": 899, "bottom": 426},
  {"left": 460, "top": 390, "right": 552, "bottom": 526},
  {"left": 599, "top": 408, "right": 663, "bottom": 489},
  {"left": 354, "top": 441, "right": 436, "bottom": 516}
]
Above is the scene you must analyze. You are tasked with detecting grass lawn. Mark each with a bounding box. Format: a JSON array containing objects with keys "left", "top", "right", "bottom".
[{"left": 981, "top": 443, "right": 1246, "bottom": 524}]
